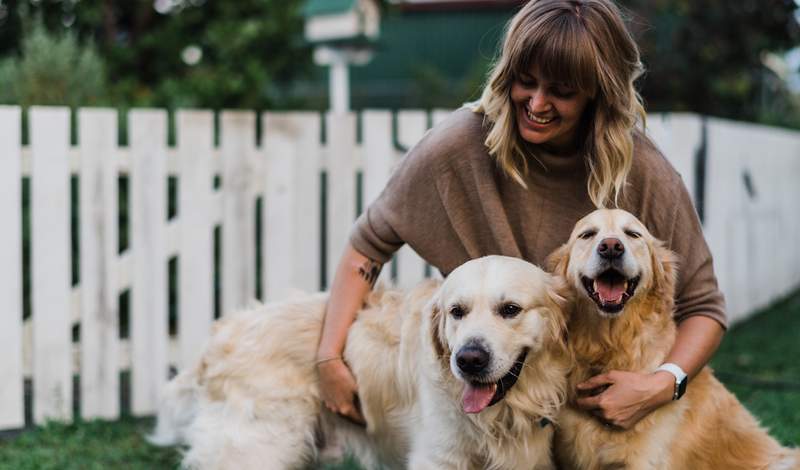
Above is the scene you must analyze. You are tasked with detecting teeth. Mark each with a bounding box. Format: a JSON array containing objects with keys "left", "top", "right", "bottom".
[{"left": 526, "top": 106, "right": 554, "bottom": 124}]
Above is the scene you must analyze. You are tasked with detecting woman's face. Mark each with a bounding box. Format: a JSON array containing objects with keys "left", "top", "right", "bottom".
[{"left": 510, "top": 68, "right": 592, "bottom": 154}]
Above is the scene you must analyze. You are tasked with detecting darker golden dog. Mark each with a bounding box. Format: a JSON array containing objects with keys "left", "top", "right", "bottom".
[{"left": 549, "top": 209, "right": 799, "bottom": 470}]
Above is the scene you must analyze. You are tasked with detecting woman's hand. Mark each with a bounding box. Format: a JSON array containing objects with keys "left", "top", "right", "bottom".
[
  {"left": 317, "top": 357, "right": 365, "bottom": 426},
  {"left": 575, "top": 370, "right": 675, "bottom": 429}
]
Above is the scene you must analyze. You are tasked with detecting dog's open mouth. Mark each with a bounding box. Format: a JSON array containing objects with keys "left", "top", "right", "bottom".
[
  {"left": 461, "top": 348, "right": 529, "bottom": 414},
  {"left": 581, "top": 269, "right": 640, "bottom": 314}
]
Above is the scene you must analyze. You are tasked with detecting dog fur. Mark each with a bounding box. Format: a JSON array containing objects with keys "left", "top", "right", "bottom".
[
  {"left": 150, "top": 255, "right": 569, "bottom": 469},
  {"left": 548, "top": 208, "right": 800, "bottom": 470}
]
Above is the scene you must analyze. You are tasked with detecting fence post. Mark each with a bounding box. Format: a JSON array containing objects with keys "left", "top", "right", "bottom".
[
  {"left": 0, "top": 106, "right": 24, "bottom": 429},
  {"left": 30, "top": 106, "right": 73, "bottom": 424},
  {"left": 262, "top": 113, "right": 322, "bottom": 300},
  {"left": 325, "top": 112, "right": 357, "bottom": 288},
  {"left": 221, "top": 111, "right": 257, "bottom": 313},
  {"left": 78, "top": 108, "right": 120, "bottom": 420},
  {"left": 130, "top": 109, "right": 169, "bottom": 415},
  {"left": 177, "top": 110, "right": 215, "bottom": 369}
]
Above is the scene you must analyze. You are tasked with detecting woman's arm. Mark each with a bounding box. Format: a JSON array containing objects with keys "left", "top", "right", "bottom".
[
  {"left": 575, "top": 316, "right": 724, "bottom": 429},
  {"left": 316, "top": 242, "right": 383, "bottom": 425}
]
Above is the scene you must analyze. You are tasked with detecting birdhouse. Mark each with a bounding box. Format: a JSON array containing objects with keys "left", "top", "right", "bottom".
[{"left": 302, "top": 0, "right": 381, "bottom": 112}]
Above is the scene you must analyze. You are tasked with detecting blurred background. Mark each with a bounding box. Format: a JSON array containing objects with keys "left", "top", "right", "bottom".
[
  {"left": 0, "top": 0, "right": 798, "bottom": 125},
  {"left": 0, "top": 1, "right": 799, "bottom": 469}
]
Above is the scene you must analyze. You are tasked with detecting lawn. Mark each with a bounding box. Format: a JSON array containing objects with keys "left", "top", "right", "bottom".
[{"left": 1, "top": 291, "right": 798, "bottom": 469}]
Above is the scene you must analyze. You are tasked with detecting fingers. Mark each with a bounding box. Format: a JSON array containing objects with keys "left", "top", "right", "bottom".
[
  {"left": 577, "top": 372, "right": 615, "bottom": 390},
  {"left": 575, "top": 394, "right": 602, "bottom": 411},
  {"left": 317, "top": 359, "right": 366, "bottom": 426},
  {"left": 339, "top": 394, "right": 366, "bottom": 427}
]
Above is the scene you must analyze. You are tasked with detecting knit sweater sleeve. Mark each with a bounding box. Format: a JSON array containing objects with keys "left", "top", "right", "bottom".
[{"left": 666, "top": 177, "right": 728, "bottom": 329}]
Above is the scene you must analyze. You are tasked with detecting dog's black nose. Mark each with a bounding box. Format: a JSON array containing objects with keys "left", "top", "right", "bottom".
[
  {"left": 597, "top": 237, "right": 625, "bottom": 259},
  {"left": 456, "top": 346, "right": 491, "bottom": 375}
]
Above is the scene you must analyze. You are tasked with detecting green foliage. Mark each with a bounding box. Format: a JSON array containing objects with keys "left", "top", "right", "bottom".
[
  {"left": 710, "top": 291, "right": 800, "bottom": 445},
  {"left": 0, "top": 418, "right": 180, "bottom": 470},
  {"left": 623, "top": 0, "right": 800, "bottom": 127},
  {"left": 0, "top": 0, "right": 312, "bottom": 110},
  {"left": 0, "top": 19, "right": 106, "bottom": 107}
]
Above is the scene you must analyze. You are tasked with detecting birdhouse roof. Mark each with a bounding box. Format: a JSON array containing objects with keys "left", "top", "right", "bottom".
[{"left": 302, "top": 0, "right": 358, "bottom": 17}]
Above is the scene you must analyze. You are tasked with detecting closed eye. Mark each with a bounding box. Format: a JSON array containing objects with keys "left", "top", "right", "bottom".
[
  {"left": 625, "top": 229, "right": 641, "bottom": 239},
  {"left": 579, "top": 229, "right": 597, "bottom": 240}
]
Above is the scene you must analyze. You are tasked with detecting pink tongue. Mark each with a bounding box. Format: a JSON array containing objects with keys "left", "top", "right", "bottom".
[
  {"left": 596, "top": 279, "right": 626, "bottom": 303},
  {"left": 462, "top": 383, "right": 497, "bottom": 414}
]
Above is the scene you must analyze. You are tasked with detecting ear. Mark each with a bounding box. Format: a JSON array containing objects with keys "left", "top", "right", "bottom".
[
  {"left": 649, "top": 239, "right": 679, "bottom": 300},
  {"left": 424, "top": 293, "right": 450, "bottom": 367},
  {"left": 543, "top": 275, "right": 570, "bottom": 347},
  {"left": 545, "top": 243, "right": 571, "bottom": 278}
]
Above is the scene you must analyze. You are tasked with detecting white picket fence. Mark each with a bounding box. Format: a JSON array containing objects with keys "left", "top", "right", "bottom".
[{"left": 0, "top": 106, "right": 799, "bottom": 432}]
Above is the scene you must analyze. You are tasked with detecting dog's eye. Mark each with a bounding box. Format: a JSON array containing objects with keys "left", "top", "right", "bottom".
[
  {"left": 625, "top": 230, "right": 641, "bottom": 239},
  {"left": 499, "top": 303, "right": 522, "bottom": 318},
  {"left": 579, "top": 230, "right": 597, "bottom": 240},
  {"left": 449, "top": 305, "right": 466, "bottom": 319}
]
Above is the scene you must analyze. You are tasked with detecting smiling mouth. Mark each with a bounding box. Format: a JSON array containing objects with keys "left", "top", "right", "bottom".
[
  {"left": 524, "top": 104, "right": 556, "bottom": 125},
  {"left": 461, "top": 348, "right": 529, "bottom": 414},
  {"left": 581, "top": 269, "right": 640, "bottom": 315}
]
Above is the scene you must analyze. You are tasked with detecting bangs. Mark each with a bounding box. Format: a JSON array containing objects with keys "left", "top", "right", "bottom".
[{"left": 510, "top": 13, "right": 598, "bottom": 96}]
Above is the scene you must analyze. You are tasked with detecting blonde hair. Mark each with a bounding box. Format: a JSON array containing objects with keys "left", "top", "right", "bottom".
[{"left": 473, "top": 0, "right": 646, "bottom": 208}]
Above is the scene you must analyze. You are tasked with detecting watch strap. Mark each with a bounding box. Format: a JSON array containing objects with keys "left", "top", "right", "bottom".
[{"left": 655, "top": 363, "right": 688, "bottom": 400}]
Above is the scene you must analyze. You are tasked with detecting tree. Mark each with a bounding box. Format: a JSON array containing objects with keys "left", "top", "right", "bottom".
[
  {"left": 0, "top": 0, "right": 314, "bottom": 109},
  {"left": 622, "top": 0, "right": 799, "bottom": 124}
]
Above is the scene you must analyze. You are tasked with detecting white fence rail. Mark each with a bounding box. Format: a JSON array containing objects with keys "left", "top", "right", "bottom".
[{"left": 0, "top": 106, "right": 798, "bottom": 431}]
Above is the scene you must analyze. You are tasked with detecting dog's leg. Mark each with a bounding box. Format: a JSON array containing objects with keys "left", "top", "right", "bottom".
[
  {"left": 148, "top": 369, "right": 200, "bottom": 447},
  {"left": 179, "top": 398, "right": 319, "bottom": 470}
]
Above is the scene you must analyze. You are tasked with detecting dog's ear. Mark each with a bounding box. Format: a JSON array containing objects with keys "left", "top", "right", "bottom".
[
  {"left": 545, "top": 243, "right": 571, "bottom": 278},
  {"left": 544, "top": 275, "right": 570, "bottom": 346},
  {"left": 424, "top": 293, "right": 449, "bottom": 366},
  {"left": 649, "top": 238, "right": 679, "bottom": 300}
]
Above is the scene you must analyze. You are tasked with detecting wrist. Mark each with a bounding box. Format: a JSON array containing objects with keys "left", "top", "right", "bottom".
[
  {"left": 316, "top": 349, "right": 343, "bottom": 362},
  {"left": 650, "top": 371, "right": 677, "bottom": 405}
]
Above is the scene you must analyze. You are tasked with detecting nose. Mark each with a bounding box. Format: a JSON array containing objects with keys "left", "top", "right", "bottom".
[
  {"left": 528, "top": 92, "right": 550, "bottom": 114},
  {"left": 597, "top": 237, "right": 625, "bottom": 260},
  {"left": 456, "top": 345, "right": 491, "bottom": 376}
]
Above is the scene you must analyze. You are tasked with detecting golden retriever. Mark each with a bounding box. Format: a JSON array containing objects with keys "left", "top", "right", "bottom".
[
  {"left": 548, "top": 208, "right": 799, "bottom": 470},
  {"left": 149, "top": 255, "right": 570, "bottom": 469}
]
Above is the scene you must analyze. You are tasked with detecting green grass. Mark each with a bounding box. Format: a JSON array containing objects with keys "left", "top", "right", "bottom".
[{"left": 1, "top": 291, "right": 798, "bottom": 469}]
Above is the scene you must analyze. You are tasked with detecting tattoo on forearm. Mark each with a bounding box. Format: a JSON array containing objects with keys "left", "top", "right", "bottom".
[{"left": 358, "top": 258, "right": 383, "bottom": 288}]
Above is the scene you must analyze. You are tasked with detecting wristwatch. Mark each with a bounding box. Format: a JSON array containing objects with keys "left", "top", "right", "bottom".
[{"left": 655, "top": 363, "right": 688, "bottom": 400}]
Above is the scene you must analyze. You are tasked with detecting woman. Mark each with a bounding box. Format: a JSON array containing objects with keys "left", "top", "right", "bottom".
[{"left": 316, "top": 0, "right": 726, "bottom": 430}]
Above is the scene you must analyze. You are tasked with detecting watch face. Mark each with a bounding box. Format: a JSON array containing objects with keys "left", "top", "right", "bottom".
[{"left": 677, "top": 377, "right": 688, "bottom": 399}]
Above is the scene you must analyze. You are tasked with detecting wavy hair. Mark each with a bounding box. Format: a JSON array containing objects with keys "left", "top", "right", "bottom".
[{"left": 473, "top": 0, "right": 646, "bottom": 208}]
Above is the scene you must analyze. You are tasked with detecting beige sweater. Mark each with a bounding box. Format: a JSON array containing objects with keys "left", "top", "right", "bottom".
[{"left": 350, "top": 107, "right": 726, "bottom": 327}]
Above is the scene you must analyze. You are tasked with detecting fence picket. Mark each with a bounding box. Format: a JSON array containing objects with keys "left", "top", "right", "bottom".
[
  {"left": 30, "top": 107, "right": 73, "bottom": 424},
  {"left": 325, "top": 112, "right": 357, "bottom": 287},
  {"left": 395, "top": 110, "right": 428, "bottom": 288},
  {"left": 130, "top": 109, "right": 169, "bottom": 415},
  {"left": 177, "top": 110, "right": 215, "bottom": 368},
  {"left": 1, "top": 107, "right": 800, "bottom": 433},
  {"left": 0, "top": 106, "right": 24, "bottom": 429},
  {"left": 221, "top": 111, "right": 257, "bottom": 312},
  {"left": 78, "top": 109, "right": 120, "bottom": 419},
  {"left": 262, "top": 113, "right": 321, "bottom": 300}
]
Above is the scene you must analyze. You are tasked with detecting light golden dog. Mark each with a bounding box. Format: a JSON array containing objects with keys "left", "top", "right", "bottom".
[
  {"left": 150, "top": 255, "right": 569, "bottom": 469},
  {"left": 548, "top": 208, "right": 799, "bottom": 470}
]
